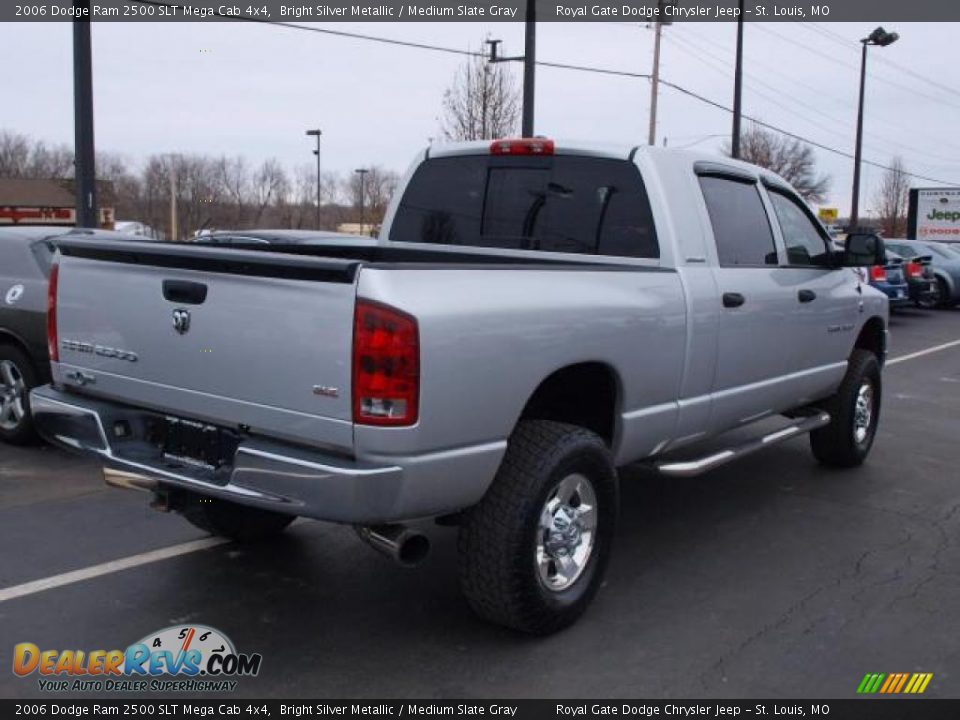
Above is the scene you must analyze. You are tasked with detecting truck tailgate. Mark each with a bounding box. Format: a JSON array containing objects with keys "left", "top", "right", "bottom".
[{"left": 53, "top": 240, "right": 360, "bottom": 451}]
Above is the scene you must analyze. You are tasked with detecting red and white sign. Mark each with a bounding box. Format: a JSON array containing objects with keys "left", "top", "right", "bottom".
[{"left": 0, "top": 206, "right": 75, "bottom": 225}]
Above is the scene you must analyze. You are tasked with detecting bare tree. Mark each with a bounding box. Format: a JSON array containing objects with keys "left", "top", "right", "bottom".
[
  {"left": 251, "top": 158, "right": 289, "bottom": 226},
  {"left": 872, "top": 156, "right": 910, "bottom": 237},
  {"left": 440, "top": 45, "right": 520, "bottom": 141},
  {"left": 0, "top": 130, "right": 73, "bottom": 178},
  {"left": 344, "top": 166, "right": 400, "bottom": 225},
  {"left": 724, "top": 124, "right": 831, "bottom": 203}
]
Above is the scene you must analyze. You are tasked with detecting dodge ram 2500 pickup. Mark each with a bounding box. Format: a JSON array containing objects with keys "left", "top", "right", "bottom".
[{"left": 32, "top": 139, "right": 890, "bottom": 634}]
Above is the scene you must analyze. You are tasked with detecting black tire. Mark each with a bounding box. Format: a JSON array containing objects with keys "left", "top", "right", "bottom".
[
  {"left": 457, "top": 420, "right": 618, "bottom": 635},
  {"left": 915, "top": 280, "right": 941, "bottom": 310},
  {"left": 180, "top": 492, "right": 295, "bottom": 541},
  {"left": 0, "top": 343, "right": 40, "bottom": 445},
  {"left": 935, "top": 277, "right": 951, "bottom": 309},
  {"left": 809, "top": 349, "right": 882, "bottom": 468}
]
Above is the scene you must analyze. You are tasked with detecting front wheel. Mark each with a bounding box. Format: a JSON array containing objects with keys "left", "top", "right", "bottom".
[
  {"left": 809, "top": 349, "right": 882, "bottom": 468},
  {"left": 457, "top": 420, "right": 618, "bottom": 635}
]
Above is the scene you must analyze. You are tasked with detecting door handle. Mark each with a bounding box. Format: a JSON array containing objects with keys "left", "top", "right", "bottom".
[
  {"left": 722, "top": 292, "right": 745, "bottom": 308},
  {"left": 162, "top": 279, "right": 208, "bottom": 305},
  {"left": 798, "top": 289, "right": 817, "bottom": 303}
]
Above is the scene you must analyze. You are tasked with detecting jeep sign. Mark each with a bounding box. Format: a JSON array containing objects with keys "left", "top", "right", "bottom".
[{"left": 908, "top": 187, "right": 960, "bottom": 241}]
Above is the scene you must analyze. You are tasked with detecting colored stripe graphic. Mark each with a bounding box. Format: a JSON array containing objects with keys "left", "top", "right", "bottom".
[{"left": 857, "top": 672, "right": 933, "bottom": 694}]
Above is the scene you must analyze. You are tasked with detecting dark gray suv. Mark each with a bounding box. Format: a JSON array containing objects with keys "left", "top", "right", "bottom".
[{"left": 0, "top": 227, "right": 74, "bottom": 443}]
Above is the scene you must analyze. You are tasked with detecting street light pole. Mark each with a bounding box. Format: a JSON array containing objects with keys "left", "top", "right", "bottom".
[
  {"left": 306, "top": 129, "right": 322, "bottom": 230},
  {"left": 731, "top": 0, "right": 745, "bottom": 159},
  {"left": 355, "top": 168, "right": 369, "bottom": 235},
  {"left": 72, "top": 4, "right": 97, "bottom": 228},
  {"left": 850, "top": 26, "right": 899, "bottom": 227}
]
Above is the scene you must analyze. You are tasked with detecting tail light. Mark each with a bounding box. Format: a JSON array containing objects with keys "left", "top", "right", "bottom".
[
  {"left": 905, "top": 261, "right": 922, "bottom": 278},
  {"left": 47, "top": 260, "right": 59, "bottom": 362},
  {"left": 870, "top": 266, "right": 887, "bottom": 282},
  {"left": 490, "top": 138, "right": 554, "bottom": 156},
  {"left": 352, "top": 299, "right": 419, "bottom": 426}
]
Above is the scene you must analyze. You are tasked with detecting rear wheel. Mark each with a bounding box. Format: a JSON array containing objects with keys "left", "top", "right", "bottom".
[
  {"left": 0, "top": 344, "right": 39, "bottom": 445},
  {"left": 458, "top": 420, "right": 618, "bottom": 635},
  {"left": 809, "top": 349, "right": 881, "bottom": 468},
  {"left": 915, "top": 280, "right": 941, "bottom": 309},
  {"left": 179, "top": 492, "right": 295, "bottom": 541}
]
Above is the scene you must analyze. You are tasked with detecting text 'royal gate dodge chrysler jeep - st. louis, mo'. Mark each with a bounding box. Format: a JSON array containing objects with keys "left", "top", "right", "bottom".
[{"left": 31, "top": 140, "right": 890, "bottom": 634}]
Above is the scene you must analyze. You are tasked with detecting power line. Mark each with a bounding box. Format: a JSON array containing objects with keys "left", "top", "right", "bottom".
[
  {"left": 126, "top": 1, "right": 960, "bottom": 186},
  {"left": 802, "top": 22, "right": 960, "bottom": 103},
  {"left": 657, "top": 78, "right": 959, "bottom": 186},
  {"left": 663, "top": 30, "right": 960, "bottom": 166}
]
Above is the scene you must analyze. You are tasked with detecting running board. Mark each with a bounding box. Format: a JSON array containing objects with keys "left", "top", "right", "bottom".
[{"left": 655, "top": 412, "right": 831, "bottom": 478}]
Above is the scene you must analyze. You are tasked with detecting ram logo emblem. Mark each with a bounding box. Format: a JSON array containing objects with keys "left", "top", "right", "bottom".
[{"left": 172, "top": 309, "right": 191, "bottom": 335}]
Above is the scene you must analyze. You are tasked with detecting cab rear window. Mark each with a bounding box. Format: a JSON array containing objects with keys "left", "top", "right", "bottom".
[{"left": 389, "top": 155, "right": 659, "bottom": 259}]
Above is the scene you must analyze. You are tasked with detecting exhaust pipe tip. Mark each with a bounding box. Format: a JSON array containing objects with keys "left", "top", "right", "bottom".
[{"left": 355, "top": 524, "right": 430, "bottom": 567}]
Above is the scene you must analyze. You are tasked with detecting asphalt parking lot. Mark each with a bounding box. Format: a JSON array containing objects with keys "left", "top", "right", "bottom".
[{"left": 2, "top": 307, "right": 959, "bottom": 700}]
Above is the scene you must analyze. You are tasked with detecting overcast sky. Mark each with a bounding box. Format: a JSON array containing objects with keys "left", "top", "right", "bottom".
[{"left": 2, "top": 20, "right": 959, "bottom": 214}]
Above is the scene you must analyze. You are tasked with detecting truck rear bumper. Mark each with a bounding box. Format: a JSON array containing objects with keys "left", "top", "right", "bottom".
[{"left": 30, "top": 386, "right": 505, "bottom": 524}]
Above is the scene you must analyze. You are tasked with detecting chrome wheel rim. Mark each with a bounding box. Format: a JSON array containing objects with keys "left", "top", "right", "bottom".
[
  {"left": 536, "top": 473, "right": 598, "bottom": 592},
  {"left": 853, "top": 381, "right": 874, "bottom": 445},
  {"left": 0, "top": 359, "right": 26, "bottom": 431}
]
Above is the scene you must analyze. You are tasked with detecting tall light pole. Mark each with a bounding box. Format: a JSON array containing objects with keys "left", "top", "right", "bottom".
[
  {"left": 731, "top": 0, "right": 745, "bottom": 159},
  {"left": 647, "top": 0, "right": 674, "bottom": 146},
  {"left": 850, "top": 26, "right": 899, "bottom": 227},
  {"left": 355, "top": 168, "right": 369, "bottom": 235},
  {"left": 73, "top": 4, "right": 97, "bottom": 228},
  {"left": 305, "top": 129, "right": 322, "bottom": 230}
]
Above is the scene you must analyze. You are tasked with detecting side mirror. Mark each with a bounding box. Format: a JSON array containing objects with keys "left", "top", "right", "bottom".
[{"left": 843, "top": 233, "right": 886, "bottom": 267}]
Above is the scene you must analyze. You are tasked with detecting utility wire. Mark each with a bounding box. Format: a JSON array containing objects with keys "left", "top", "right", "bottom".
[{"left": 127, "top": 1, "right": 960, "bottom": 185}]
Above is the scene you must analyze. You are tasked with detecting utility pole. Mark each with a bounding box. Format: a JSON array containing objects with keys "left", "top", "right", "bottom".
[
  {"left": 522, "top": 0, "right": 536, "bottom": 137},
  {"left": 72, "top": 3, "right": 97, "bottom": 228},
  {"left": 731, "top": 0, "right": 745, "bottom": 159},
  {"left": 647, "top": 1, "right": 673, "bottom": 146},
  {"left": 647, "top": 21, "right": 662, "bottom": 146},
  {"left": 306, "top": 129, "right": 322, "bottom": 230},
  {"left": 169, "top": 158, "right": 178, "bottom": 242},
  {"left": 487, "top": 1, "right": 536, "bottom": 137},
  {"left": 355, "top": 168, "right": 369, "bottom": 235}
]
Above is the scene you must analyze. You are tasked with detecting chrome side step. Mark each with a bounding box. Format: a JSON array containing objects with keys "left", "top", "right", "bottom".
[{"left": 655, "top": 411, "right": 831, "bottom": 478}]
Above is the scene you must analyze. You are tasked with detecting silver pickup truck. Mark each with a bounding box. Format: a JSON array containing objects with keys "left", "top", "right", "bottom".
[{"left": 32, "top": 139, "right": 889, "bottom": 634}]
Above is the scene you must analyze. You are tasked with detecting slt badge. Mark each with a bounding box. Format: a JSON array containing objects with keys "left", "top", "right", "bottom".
[
  {"left": 172, "top": 308, "right": 191, "bottom": 335},
  {"left": 5, "top": 284, "right": 24, "bottom": 305}
]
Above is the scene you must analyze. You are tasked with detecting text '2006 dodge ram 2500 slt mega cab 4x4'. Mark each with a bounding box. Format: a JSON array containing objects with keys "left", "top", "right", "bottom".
[{"left": 32, "top": 139, "right": 890, "bottom": 634}]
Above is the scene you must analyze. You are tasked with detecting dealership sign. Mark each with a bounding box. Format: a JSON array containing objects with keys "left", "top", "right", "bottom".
[
  {"left": 0, "top": 206, "right": 115, "bottom": 226},
  {"left": 908, "top": 188, "right": 960, "bottom": 241}
]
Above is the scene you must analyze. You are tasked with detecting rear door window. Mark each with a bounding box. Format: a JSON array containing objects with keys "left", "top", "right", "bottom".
[
  {"left": 698, "top": 176, "right": 778, "bottom": 266},
  {"left": 389, "top": 155, "right": 659, "bottom": 258}
]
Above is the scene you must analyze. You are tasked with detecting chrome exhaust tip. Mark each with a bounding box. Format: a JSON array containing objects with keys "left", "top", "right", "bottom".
[
  {"left": 355, "top": 524, "right": 430, "bottom": 567},
  {"left": 103, "top": 467, "right": 159, "bottom": 493}
]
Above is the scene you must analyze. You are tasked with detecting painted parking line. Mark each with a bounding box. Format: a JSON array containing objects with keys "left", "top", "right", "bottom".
[
  {"left": 887, "top": 338, "right": 960, "bottom": 366},
  {"left": 0, "top": 537, "right": 228, "bottom": 604}
]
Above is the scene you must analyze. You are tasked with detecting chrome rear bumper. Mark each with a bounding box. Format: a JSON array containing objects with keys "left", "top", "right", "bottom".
[{"left": 30, "top": 385, "right": 418, "bottom": 524}]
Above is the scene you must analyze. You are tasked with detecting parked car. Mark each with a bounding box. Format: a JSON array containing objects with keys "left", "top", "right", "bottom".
[
  {"left": 0, "top": 227, "right": 73, "bottom": 443},
  {"left": 0, "top": 226, "right": 166, "bottom": 444},
  {"left": 884, "top": 249, "right": 937, "bottom": 309},
  {"left": 861, "top": 249, "right": 910, "bottom": 309},
  {"left": 885, "top": 238, "right": 960, "bottom": 307},
  {"left": 31, "top": 142, "right": 890, "bottom": 634}
]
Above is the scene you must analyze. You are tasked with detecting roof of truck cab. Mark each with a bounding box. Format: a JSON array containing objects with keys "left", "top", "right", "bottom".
[{"left": 423, "top": 140, "right": 791, "bottom": 187}]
